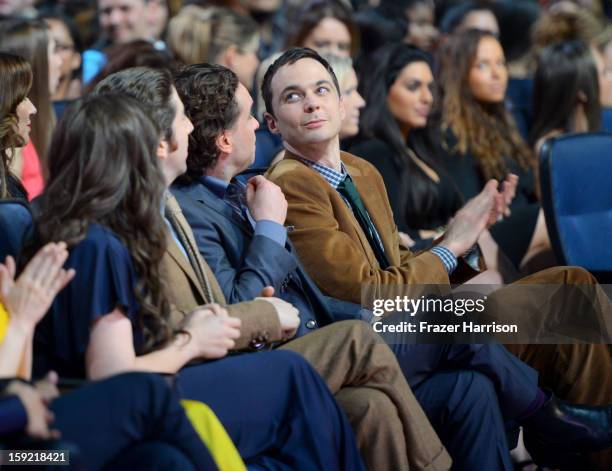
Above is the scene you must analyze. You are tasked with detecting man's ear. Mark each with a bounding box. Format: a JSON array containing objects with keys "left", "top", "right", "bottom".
[
  {"left": 264, "top": 111, "right": 280, "bottom": 135},
  {"left": 339, "top": 94, "right": 346, "bottom": 121},
  {"left": 215, "top": 130, "right": 233, "bottom": 154},
  {"left": 157, "top": 139, "right": 169, "bottom": 161}
]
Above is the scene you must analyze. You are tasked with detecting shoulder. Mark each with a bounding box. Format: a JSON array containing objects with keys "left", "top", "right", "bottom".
[
  {"left": 68, "top": 224, "right": 132, "bottom": 270},
  {"left": 341, "top": 151, "right": 388, "bottom": 185},
  {"left": 349, "top": 138, "right": 394, "bottom": 158},
  {"left": 171, "top": 180, "right": 210, "bottom": 203}
]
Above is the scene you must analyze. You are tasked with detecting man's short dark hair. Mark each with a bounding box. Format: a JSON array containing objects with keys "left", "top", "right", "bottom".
[
  {"left": 173, "top": 63, "right": 240, "bottom": 182},
  {"left": 93, "top": 66, "right": 175, "bottom": 143},
  {"left": 261, "top": 47, "right": 341, "bottom": 117}
]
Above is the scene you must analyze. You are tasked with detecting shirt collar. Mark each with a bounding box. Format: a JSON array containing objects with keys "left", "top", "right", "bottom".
[
  {"left": 296, "top": 156, "right": 348, "bottom": 189},
  {"left": 199, "top": 175, "right": 229, "bottom": 199}
]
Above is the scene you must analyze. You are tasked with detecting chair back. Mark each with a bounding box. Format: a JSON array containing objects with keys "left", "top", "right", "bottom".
[{"left": 539, "top": 133, "right": 612, "bottom": 279}]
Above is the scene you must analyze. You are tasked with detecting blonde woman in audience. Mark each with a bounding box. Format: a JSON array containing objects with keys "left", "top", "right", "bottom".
[
  {"left": 0, "top": 19, "right": 62, "bottom": 199},
  {"left": 167, "top": 5, "right": 260, "bottom": 89}
]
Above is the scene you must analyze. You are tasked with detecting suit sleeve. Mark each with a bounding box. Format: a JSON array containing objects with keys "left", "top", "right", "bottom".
[
  {"left": 269, "top": 165, "right": 450, "bottom": 305},
  {"left": 226, "top": 299, "right": 284, "bottom": 349},
  {"left": 193, "top": 217, "right": 297, "bottom": 304}
]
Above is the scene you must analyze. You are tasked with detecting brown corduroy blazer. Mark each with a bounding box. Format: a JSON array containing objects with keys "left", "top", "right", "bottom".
[{"left": 267, "top": 150, "right": 475, "bottom": 305}]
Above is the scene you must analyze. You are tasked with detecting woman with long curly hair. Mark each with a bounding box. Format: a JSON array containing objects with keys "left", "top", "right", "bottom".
[
  {"left": 30, "top": 90, "right": 363, "bottom": 469},
  {"left": 438, "top": 30, "right": 551, "bottom": 271},
  {"left": 0, "top": 52, "right": 37, "bottom": 200},
  {"left": 0, "top": 19, "right": 62, "bottom": 199}
]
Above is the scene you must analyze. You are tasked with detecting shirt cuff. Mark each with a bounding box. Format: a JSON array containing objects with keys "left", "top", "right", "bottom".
[
  {"left": 0, "top": 395, "right": 28, "bottom": 436},
  {"left": 430, "top": 246, "right": 458, "bottom": 274},
  {"left": 254, "top": 220, "right": 287, "bottom": 247}
]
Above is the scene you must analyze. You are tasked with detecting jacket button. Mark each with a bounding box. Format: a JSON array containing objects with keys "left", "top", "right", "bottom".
[{"left": 306, "top": 319, "right": 317, "bottom": 329}]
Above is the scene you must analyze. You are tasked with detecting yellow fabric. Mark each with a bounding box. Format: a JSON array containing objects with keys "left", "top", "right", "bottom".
[
  {"left": 180, "top": 399, "right": 246, "bottom": 471},
  {"left": 0, "top": 303, "right": 9, "bottom": 344}
]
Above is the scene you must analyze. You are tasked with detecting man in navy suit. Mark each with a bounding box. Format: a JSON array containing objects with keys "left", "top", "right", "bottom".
[{"left": 171, "top": 63, "right": 612, "bottom": 470}]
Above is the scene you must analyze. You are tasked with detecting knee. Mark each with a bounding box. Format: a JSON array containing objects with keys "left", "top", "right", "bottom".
[
  {"left": 565, "top": 266, "right": 597, "bottom": 283},
  {"left": 450, "top": 371, "right": 498, "bottom": 409}
]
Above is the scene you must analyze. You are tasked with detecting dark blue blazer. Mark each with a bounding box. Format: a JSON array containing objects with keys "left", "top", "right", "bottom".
[{"left": 171, "top": 179, "right": 363, "bottom": 338}]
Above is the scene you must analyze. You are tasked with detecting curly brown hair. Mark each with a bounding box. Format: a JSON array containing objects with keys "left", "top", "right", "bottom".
[
  {"left": 173, "top": 63, "right": 240, "bottom": 182},
  {"left": 438, "top": 30, "right": 533, "bottom": 181},
  {"left": 35, "top": 94, "right": 174, "bottom": 353},
  {"left": 0, "top": 52, "right": 32, "bottom": 198}
]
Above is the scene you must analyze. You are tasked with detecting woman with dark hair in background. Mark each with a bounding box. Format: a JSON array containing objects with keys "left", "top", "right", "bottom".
[
  {"left": 376, "top": 0, "right": 439, "bottom": 52},
  {"left": 438, "top": 30, "right": 551, "bottom": 272},
  {"left": 530, "top": 40, "right": 602, "bottom": 153},
  {"left": 350, "top": 43, "right": 504, "bottom": 281},
  {"left": 30, "top": 88, "right": 363, "bottom": 470},
  {"left": 0, "top": 19, "right": 62, "bottom": 199},
  {"left": 0, "top": 52, "right": 37, "bottom": 201},
  {"left": 284, "top": 0, "right": 358, "bottom": 58},
  {"left": 167, "top": 5, "right": 260, "bottom": 89}
]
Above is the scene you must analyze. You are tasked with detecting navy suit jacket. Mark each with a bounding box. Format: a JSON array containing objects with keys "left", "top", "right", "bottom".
[{"left": 171, "top": 179, "right": 363, "bottom": 338}]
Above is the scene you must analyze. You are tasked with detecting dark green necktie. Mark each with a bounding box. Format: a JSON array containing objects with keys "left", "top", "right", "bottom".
[{"left": 336, "top": 176, "right": 390, "bottom": 269}]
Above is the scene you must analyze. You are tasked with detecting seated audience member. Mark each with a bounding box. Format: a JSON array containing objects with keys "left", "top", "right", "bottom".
[
  {"left": 82, "top": 0, "right": 169, "bottom": 83},
  {"left": 86, "top": 39, "right": 176, "bottom": 90},
  {"left": 167, "top": 5, "right": 260, "bottom": 89},
  {"left": 284, "top": 0, "right": 358, "bottom": 58},
  {"left": 349, "top": 44, "right": 505, "bottom": 281},
  {"left": 173, "top": 60, "right": 612, "bottom": 471},
  {"left": 439, "top": 0, "right": 499, "bottom": 36},
  {"left": 353, "top": 7, "right": 406, "bottom": 58},
  {"left": 30, "top": 91, "right": 365, "bottom": 470},
  {"left": 41, "top": 11, "right": 83, "bottom": 119},
  {"left": 253, "top": 52, "right": 285, "bottom": 168},
  {"left": 376, "top": 0, "right": 439, "bottom": 52},
  {"left": 0, "top": 20, "right": 63, "bottom": 200},
  {"left": 263, "top": 47, "right": 612, "bottom": 469},
  {"left": 0, "top": 243, "right": 220, "bottom": 470},
  {"left": 98, "top": 66, "right": 453, "bottom": 471},
  {"left": 530, "top": 40, "right": 602, "bottom": 154},
  {"left": 327, "top": 54, "right": 366, "bottom": 143},
  {"left": 267, "top": 53, "right": 364, "bottom": 167},
  {"left": 93, "top": 0, "right": 158, "bottom": 48},
  {"left": 0, "top": 53, "right": 38, "bottom": 201},
  {"left": 438, "top": 30, "right": 551, "bottom": 272}
]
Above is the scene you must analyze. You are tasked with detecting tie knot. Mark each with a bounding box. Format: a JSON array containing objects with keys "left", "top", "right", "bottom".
[{"left": 224, "top": 180, "right": 248, "bottom": 209}]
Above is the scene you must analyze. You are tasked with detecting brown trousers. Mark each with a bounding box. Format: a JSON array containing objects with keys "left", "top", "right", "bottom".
[
  {"left": 498, "top": 266, "right": 612, "bottom": 470},
  {"left": 281, "top": 321, "right": 452, "bottom": 471}
]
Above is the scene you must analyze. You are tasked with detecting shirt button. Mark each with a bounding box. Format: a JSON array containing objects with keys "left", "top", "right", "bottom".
[{"left": 306, "top": 320, "right": 318, "bottom": 329}]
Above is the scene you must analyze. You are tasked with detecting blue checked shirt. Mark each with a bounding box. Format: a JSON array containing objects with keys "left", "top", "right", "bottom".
[{"left": 296, "top": 157, "right": 458, "bottom": 274}]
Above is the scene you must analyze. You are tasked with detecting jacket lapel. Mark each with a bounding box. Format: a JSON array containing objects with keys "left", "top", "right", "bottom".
[
  {"left": 165, "top": 233, "right": 207, "bottom": 301},
  {"left": 195, "top": 184, "right": 254, "bottom": 236},
  {"left": 284, "top": 151, "right": 381, "bottom": 268}
]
